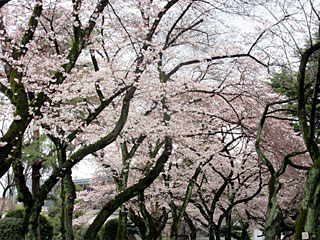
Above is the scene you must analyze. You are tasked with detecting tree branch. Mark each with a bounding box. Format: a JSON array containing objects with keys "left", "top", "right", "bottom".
[{"left": 84, "top": 137, "right": 172, "bottom": 240}]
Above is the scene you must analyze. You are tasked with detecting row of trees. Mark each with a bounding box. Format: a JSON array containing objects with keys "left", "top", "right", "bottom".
[{"left": 0, "top": 0, "right": 319, "bottom": 240}]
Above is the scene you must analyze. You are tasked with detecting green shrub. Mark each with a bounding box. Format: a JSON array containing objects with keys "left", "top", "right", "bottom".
[
  {"left": 74, "top": 218, "right": 129, "bottom": 240},
  {"left": 4, "top": 207, "right": 53, "bottom": 240},
  {"left": 0, "top": 217, "right": 24, "bottom": 240},
  {"left": 74, "top": 210, "right": 85, "bottom": 219},
  {"left": 74, "top": 226, "right": 89, "bottom": 240},
  {"left": 4, "top": 207, "right": 24, "bottom": 218},
  {"left": 49, "top": 214, "right": 61, "bottom": 240},
  {"left": 99, "top": 218, "right": 118, "bottom": 240},
  {"left": 40, "top": 214, "right": 53, "bottom": 240}
]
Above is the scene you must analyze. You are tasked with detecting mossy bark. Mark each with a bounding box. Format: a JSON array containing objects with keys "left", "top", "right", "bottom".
[
  {"left": 115, "top": 137, "right": 146, "bottom": 240},
  {"left": 31, "top": 129, "right": 41, "bottom": 240},
  {"left": 116, "top": 207, "right": 128, "bottom": 240},
  {"left": 57, "top": 145, "right": 75, "bottom": 240},
  {"left": 0, "top": 2, "right": 42, "bottom": 178},
  {"left": 138, "top": 193, "right": 167, "bottom": 240},
  {"left": 169, "top": 165, "right": 202, "bottom": 240},
  {"left": 10, "top": 139, "right": 34, "bottom": 238},
  {"left": 294, "top": 164, "right": 320, "bottom": 240},
  {"left": 32, "top": 162, "right": 42, "bottom": 240},
  {"left": 265, "top": 177, "right": 281, "bottom": 240},
  {"left": 294, "top": 41, "right": 320, "bottom": 240},
  {"left": 62, "top": 171, "right": 76, "bottom": 240},
  {"left": 128, "top": 208, "right": 147, "bottom": 240},
  {"left": 60, "top": 179, "right": 66, "bottom": 239}
]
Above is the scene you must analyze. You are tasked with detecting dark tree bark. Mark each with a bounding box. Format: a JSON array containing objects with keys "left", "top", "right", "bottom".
[
  {"left": 168, "top": 163, "right": 203, "bottom": 240},
  {"left": 295, "top": 41, "right": 320, "bottom": 239},
  {"left": 32, "top": 162, "right": 42, "bottom": 240},
  {"left": 62, "top": 170, "right": 76, "bottom": 240},
  {"left": 184, "top": 212, "right": 197, "bottom": 240},
  {"left": 128, "top": 208, "right": 147, "bottom": 240},
  {"left": 116, "top": 207, "right": 128, "bottom": 240},
  {"left": 256, "top": 100, "right": 310, "bottom": 240},
  {"left": 137, "top": 193, "right": 168, "bottom": 240}
]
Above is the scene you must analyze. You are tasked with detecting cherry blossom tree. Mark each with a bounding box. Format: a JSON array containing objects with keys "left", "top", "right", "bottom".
[
  {"left": 256, "top": 100, "right": 310, "bottom": 240},
  {"left": 294, "top": 38, "right": 320, "bottom": 240},
  {"left": 2, "top": 0, "right": 318, "bottom": 240},
  {"left": 0, "top": 0, "right": 112, "bottom": 238},
  {"left": 248, "top": 1, "right": 320, "bottom": 239}
]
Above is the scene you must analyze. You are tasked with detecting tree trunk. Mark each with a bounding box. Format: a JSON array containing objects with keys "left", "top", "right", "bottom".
[
  {"left": 31, "top": 128, "right": 42, "bottom": 240},
  {"left": 32, "top": 161, "right": 42, "bottom": 240},
  {"left": 170, "top": 216, "right": 179, "bottom": 240},
  {"left": 138, "top": 193, "right": 162, "bottom": 240},
  {"left": 128, "top": 208, "right": 147, "bottom": 240},
  {"left": 116, "top": 207, "right": 128, "bottom": 240},
  {"left": 60, "top": 179, "right": 66, "bottom": 239},
  {"left": 169, "top": 164, "right": 202, "bottom": 240},
  {"left": 184, "top": 212, "right": 197, "bottom": 240},
  {"left": 265, "top": 176, "right": 281, "bottom": 240},
  {"left": 225, "top": 208, "right": 232, "bottom": 240},
  {"left": 294, "top": 165, "right": 320, "bottom": 240},
  {"left": 84, "top": 137, "right": 172, "bottom": 240},
  {"left": 59, "top": 145, "right": 75, "bottom": 240},
  {"left": 215, "top": 228, "right": 221, "bottom": 240},
  {"left": 62, "top": 170, "right": 76, "bottom": 240},
  {"left": 208, "top": 224, "right": 215, "bottom": 240},
  {"left": 295, "top": 34, "right": 320, "bottom": 240},
  {"left": 12, "top": 134, "right": 38, "bottom": 240}
]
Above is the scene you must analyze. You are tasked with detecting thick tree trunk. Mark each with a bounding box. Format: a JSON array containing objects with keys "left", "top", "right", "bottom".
[
  {"left": 295, "top": 37, "right": 320, "bottom": 240},
  {"left": 60, "top": 180, "right": 66, "bottom": 239},
  {"left": 62, "top": 170, "right": 76, "bottom": 240},
  {"left": 11, "top": 138, "right": 35, "bottom": 240},
  {"left": 208, "top": 224, "right": 215, "bottom": 240},
  {"left": 25, "top": 193, "right": 46, "bottom": 240},
  {"left": 59, "top": 147, "right": 66, "bottom": 240},
  {"left": 31, "top": 129, "right": 41, "bottom": 240},
  {"left": 215, "top": 228, "right": 221, "bottom": 240},
  {"left": 294, "top": 165, "right": 320, "bottom": 240},
  {"left": 265, "top": 176, "right": 281, "bottom": 240},
  {"left": 32, "top": 161, "right": 42, "bottom": 240},
  {"left": 58, "top": 145, "right": 75, "bottom": 240}
]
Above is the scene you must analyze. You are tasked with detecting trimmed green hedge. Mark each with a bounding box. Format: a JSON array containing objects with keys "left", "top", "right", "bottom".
[
  {"left": 0, "top": 217, "right": 24, "bottom": 240},
  {"left": 5, "top": 207, "right": 24, "bottom": 218},
  {"left": 3, "top": 207, "right": 53, "bottom": 240}
]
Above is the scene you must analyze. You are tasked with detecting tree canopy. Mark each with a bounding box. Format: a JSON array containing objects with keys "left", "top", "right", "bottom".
[{"left": 0, "top": 1, "right": 319, "bottom": 240}]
